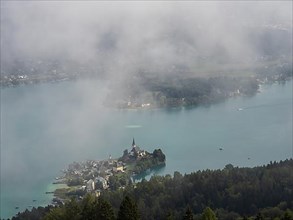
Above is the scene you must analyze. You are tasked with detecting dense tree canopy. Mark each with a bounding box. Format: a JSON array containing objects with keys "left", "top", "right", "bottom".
[
  {"left": 117, "top": 196, "right": 139, "bottom": 220},
  {"left": 9, "top": 159, "right": 293, "bottom": 220},
  {"left": 201, "top": 207, "right": 217, "bottom": 220}
]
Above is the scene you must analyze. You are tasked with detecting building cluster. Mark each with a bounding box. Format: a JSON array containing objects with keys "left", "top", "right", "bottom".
[
  {"left": 64, "top": 159, "right": 125, "bottom": 192},
  {"left": 59, "top": 139, "right": 147, "bottom": 195}
]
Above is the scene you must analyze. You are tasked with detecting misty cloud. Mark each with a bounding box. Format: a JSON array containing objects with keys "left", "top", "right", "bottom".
[
  {"left": 1, "top": 1, "right": 292, "bottom": 80},
  {"left": 0, "top": 3, "right": 292, "bottom": 218}
]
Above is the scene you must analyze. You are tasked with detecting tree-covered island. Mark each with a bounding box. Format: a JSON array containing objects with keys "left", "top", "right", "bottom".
[{"left": 52, "top": 139, "right": 166, "bottom": 204}]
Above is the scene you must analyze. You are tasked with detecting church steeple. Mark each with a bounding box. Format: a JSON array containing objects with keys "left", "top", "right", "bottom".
[{"left": 132, "top": 138, "right": 136, "bottom": 147}]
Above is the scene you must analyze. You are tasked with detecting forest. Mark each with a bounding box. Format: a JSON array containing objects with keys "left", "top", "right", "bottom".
[{"left": 8, "top": 159, "right": 293, "bottom": 220}]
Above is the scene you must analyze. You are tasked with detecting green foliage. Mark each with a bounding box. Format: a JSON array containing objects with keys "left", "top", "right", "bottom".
[
  {"left": 281, "top": 209, "right": 293, "bottom": 220},
  {"left": 80, "top": 194, "right": 96, "bottom": 220},
  {"left": 103, "top": 159, "right": 293, "bottom": 220},
  {"left": 43, "top": 207, "right": 66, "bottom": 220},
  {"left": 131, "top": 149, "right": 165, "bottom": 174},
  {"left": 42, "top": 199, "right": 82, "bottom": 220},
  {"left": 183, "top": 206, "right": 194, "bottom": 220},
  {"left": 117, "top": 196, "right": 140, "bottom": 220},
  {"left": 165, "top": 210, "right": 175, "bottom": 220},
  {"left": 67, "top": 177, "right": 84, "bottom": 186},
  {"left": 255, "top": 212, "right": 264, "bottom": 220},
  {"left": 152, "top": 149, "right": 166, "bottom": 162},
  {"left": 41, "top": 194, "right": 115, "bottom": 220},
  {"left": 201, "top": 207, "right": 217, "bottom": 220},
  {"left": 11, "top": 206, "right": 53, "bottom": 220},
  {"left": 11, "top": 160, "right": 293, "bottom": 220},
  {"left": 108, "top": 175, "right": 121, "bottom": 190},
  {"left": 139, "top": 76, "right": 260, "bottom": 107},
  {"left": 95, "top": 197, "right": 115, "bottom": 220},
  {"left": 63, "top": 198, "right": 82, "bottom": 220}
]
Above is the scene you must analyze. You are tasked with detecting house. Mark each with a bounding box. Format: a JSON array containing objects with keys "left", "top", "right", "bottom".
[
  {"left": 113, "top": 161, "right": 124, "bottom": 172},
  {"left": 95, "top": 176, "right": 108, "bottom": 189},
  {"left": 86, "top": 179, "right": 95, "bottom": 192},
  {"left": 95, "top": 190, "right": 101, "bottom": 198},
  {"left": 138, "top": 150, "right": 146, "bottom": 157}
]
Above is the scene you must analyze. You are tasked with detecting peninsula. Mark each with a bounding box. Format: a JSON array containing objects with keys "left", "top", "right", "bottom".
[{"left": 52, "top": 139, "right": 166, "bottom": 204}]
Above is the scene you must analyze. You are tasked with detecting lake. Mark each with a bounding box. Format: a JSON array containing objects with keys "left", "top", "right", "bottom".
[{"left": 0, "top": 80, "right": 292, "bottom": 218}]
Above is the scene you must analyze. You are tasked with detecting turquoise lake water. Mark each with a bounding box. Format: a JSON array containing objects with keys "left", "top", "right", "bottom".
[{"left": 1, "top": 80, "right": 292, "bottom": 218}]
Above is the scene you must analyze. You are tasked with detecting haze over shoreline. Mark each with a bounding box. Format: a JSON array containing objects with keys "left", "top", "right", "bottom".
[
  {"left": 1, "top": 1, "right": 292, "bottom": 219},
  {"left": 1, "top": 1, "right": 292, "bottom": 78}
]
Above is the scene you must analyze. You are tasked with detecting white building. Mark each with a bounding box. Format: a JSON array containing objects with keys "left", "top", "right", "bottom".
[
  {"left": 95, "top": 176, "right": 108, "bottom": 189},
  {"left": 86, "top": 179, "right": 95, "bottom": 192}
]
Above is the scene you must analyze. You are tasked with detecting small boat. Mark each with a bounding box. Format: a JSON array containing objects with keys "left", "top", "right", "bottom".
[
  {"left": 237, "top": 108, "right": 243, "bottom": 111},
  {"left": 219, "top": 147, "right": 223, "bottom": 151},
  {"left": 33, "top": 199, "right": 37, "bottom": 202},
  {"left": 15, "top": 207, "right": 19, "bottom": 209}
]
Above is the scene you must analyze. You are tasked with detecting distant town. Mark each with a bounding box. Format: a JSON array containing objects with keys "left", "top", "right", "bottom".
[{"left": 51, "top": 139, "right": 166, "bottom": 205}]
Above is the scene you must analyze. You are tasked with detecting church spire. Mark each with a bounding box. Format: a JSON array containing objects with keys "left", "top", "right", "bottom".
[{"left": 132, "top": 138, "right": 136, "bottom": 147}]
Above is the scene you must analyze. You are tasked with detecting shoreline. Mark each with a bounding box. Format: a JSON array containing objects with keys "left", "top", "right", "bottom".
[
  {"left": 50, "top": 146, "right": 166, "bottom": 203},
  {"left": 1, "top": 79, "right": 292, "bottom": 219}
]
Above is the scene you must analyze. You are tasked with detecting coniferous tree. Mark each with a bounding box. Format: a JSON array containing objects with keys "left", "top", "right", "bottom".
[
  {"left": 255, "top": 212, "right": 264, "bottom": 220},
  {"left": 10, "top": 160, "right": 293, "bottom": 220},
  {"left": 81, "top": 194, "right": 96, "bottom": 220},
  {"left": 64, "top": 198, "right": 82, "bottom": 220},
  {"left": 281, "top": 210, "right": 293, "bottom": 220},
  {"left": 165, "top": 210, "right": 175, "bottom": 220},
  {"left": 183, "top": 206, "right": 194, "bottom": 220},
  {"left": 201, "top": 207, "right": 217, "bottom": 220},
  {"left": 117, "top": 196, "right": 139, "bottom": 220},
  {"left": 43, "top": 207, "right": 65, "bottom": 220},
  {"left": 95, "top": 197, "right": 115, "bottom": 220}
]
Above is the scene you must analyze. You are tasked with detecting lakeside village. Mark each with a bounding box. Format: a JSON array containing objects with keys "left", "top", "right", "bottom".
[{"left": 51, "top": 139, "right": 166, "bottom": 205}]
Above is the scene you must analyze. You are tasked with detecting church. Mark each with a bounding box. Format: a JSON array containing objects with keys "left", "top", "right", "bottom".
[{"left": 129, "top": 138, "right": 146, "bottom": 159}]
